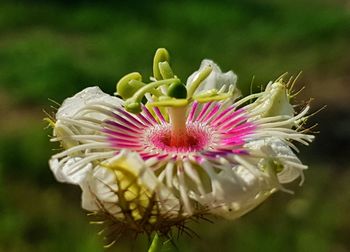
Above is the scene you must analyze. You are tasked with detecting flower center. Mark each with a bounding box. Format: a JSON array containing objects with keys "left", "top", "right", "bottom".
[{"left": 145, "top": 123, "right": 213, "bottom": 153}]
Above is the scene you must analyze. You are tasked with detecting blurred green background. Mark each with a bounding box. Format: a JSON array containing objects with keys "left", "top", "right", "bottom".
[{"left": 0, "top": 0, "right": 349, "bottom": 251}]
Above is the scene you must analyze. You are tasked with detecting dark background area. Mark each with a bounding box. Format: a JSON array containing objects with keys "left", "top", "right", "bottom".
[{"left": 0, "top": 0, "right": 349, "bottom": 251}]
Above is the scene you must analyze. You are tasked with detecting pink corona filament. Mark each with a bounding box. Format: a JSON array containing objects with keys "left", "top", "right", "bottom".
[{"left": 104, "top": 101, "right": 255, "bottom": 161}]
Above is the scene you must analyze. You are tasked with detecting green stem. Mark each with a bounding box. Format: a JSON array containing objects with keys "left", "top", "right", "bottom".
[{"left": 148, "top": 233, "right": 164, "bottom": 252}]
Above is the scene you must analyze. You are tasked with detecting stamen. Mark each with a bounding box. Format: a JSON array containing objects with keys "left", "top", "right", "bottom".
[
  {"left": 125, "top": 78, "right": 179, "bottom": 113},
  {"left": 187, "top": 66, "right": 213, "bottom": 99},
  {"left": 153, "top": 48, "right": 170, "bottom": 80},
  {"left": 159, "top": 61, "right": 174, "bottom": 79}
]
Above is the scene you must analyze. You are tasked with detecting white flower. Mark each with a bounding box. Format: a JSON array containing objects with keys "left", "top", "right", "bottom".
[
  {"left": 49, "top": 81, "right": 313, "bottom": 218},
  {"left": 48, "top": 49, "right": 315, "bottom": 242}
]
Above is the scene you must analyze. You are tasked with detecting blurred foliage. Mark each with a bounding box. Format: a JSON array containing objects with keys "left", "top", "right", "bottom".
[
  {"left": 0, "top": 0, "right": 349, "bottom": 103},
  {"left": 0, "top": 0, "right": 349, "bottom": 251}
]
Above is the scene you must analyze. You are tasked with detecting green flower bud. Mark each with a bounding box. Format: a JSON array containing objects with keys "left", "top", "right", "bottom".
[
  {"left": 259, "top": 81, "right": 294, "bottom": 118},
  {"left": 265, "top": 84, "right": 293, "bottom": 118}
]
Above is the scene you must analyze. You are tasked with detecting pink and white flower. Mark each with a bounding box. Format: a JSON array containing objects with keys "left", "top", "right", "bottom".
[{"left": 48, "top": 49, "right": 314, "bottom": 241}]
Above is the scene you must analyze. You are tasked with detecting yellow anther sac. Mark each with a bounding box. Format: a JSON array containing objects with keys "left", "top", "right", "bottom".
[
  {"left": 116, "top": 72, "right": 144, "bottom": 99},
  {"left": 158, "top": 61, "right": 174, "bottom": 79},
  {"left": 153, "top": 48, "right": 170, "bottom": 80},
  {"left": 124, "top": 100, "right": 142, "bottom": 114}
]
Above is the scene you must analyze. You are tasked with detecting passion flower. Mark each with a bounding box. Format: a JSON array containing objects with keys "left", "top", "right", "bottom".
[{"left": 48, "top": 48, "right": 314, "bottom": 247}]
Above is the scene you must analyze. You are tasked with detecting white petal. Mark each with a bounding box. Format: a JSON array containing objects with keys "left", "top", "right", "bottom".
[
  {"left": 56, "top": 86, "right": 122, "bottom": 120},
  {"left": 80, "top": 151, "right": 180, "bottom": 217},
  {"left": 53, "top": 86, "right": 123, "bottom": 145},
  {"left": 49, "top": 87, "right": 121, "bottom": 186},
  {"left": 196, "top": 162, "right": 276, "bottom": 219},
  {"left": 80, "top": 176, "right": 99, "bottom": 211},
  {"left": 49, "top": 157, "right": 92, "bottom": 185},
  {"left": 186, "top": 59, "right": 238, "bottom": 94},
  {"left": 80, "top": 164, "right": 121, "bottom": 213},
  {"left": 246, "top": 137, "right": 303, "bottom": 183},
  {"left": 106, "top": 150, "right": 180, "bottom": 215},
  {"left": 92, "top": 167, "right": 119, "bottom": 202}
]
